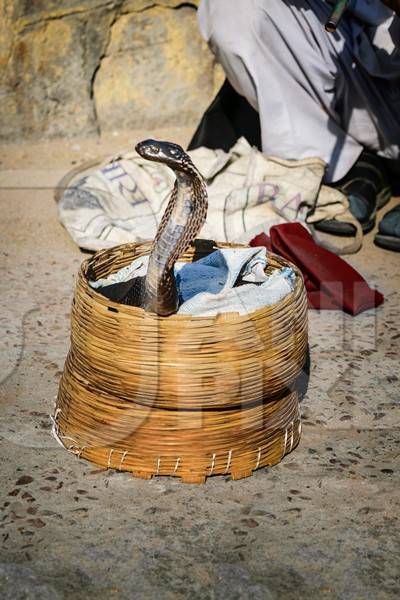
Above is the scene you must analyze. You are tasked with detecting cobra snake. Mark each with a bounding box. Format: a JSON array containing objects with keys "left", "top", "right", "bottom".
[{"left": 134, "top": 139, "right": 208, "bottom": 316}]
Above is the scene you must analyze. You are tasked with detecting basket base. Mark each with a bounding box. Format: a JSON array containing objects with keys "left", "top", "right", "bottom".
[{"left": 53, "top": 377, "right": 302, "bottom": 484}]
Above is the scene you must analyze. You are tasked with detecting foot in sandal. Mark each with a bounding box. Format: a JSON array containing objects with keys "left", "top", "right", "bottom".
[
  {"left": 313, "top": 151, "right": 392, "bottom": 236},
  {"left": 374, "top": 204, "right": 400, "bottom": 252}
]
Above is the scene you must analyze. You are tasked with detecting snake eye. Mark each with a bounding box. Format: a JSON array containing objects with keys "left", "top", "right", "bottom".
[
  {"left": 150, "top": 145, "right": 160, "bottom": 154},
  {"left": 169, "top": 148, "right": 178, "bottom": 156}
]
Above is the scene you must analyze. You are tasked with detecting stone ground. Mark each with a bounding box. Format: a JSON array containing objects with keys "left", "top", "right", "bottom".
[{"left": 0, "top": 129, "right": 399, "bottom": 600}]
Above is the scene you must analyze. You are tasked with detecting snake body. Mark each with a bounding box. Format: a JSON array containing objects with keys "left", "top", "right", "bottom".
[{"left": 135, "top": 139, "right": 208, "bottom": 316}]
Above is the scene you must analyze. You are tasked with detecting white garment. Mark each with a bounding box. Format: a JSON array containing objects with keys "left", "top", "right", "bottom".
[{"left": 198, "top": 0, "right": 400, "bottom": 182}]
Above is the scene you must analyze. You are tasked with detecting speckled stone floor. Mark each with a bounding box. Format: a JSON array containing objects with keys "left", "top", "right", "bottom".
[{"left": 0, "top": 131, "right": 399, "bottom": 600}]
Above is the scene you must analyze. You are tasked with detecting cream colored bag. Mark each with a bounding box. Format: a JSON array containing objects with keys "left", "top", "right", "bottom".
[{"left": 57, "top": 137, "right": 362, "bottom": 254}]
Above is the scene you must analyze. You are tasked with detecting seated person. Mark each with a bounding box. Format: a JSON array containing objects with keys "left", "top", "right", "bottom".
[{"left": 191, "top": 0, "right": 400, "bottom": 251}]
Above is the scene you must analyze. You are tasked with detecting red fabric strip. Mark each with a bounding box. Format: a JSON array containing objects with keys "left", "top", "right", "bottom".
[{"left": 250, "top": 223, "right": 384, "bottom": 315}]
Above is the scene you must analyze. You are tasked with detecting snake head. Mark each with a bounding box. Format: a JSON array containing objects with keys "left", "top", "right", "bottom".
[{"left": 135, "top": 139, "right": 190, "bottom": 172}]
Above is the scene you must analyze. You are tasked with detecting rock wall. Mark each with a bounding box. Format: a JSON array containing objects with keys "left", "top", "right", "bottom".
[{"left": 0, "top": 0, "right": 222, "bottom": 141}]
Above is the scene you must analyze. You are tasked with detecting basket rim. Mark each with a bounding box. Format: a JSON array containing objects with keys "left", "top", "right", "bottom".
[{"left": 81, "top": 239, "right": 305, "bottom": 323}]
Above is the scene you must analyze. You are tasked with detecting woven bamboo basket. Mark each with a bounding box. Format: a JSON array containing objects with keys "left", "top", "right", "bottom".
[{"left": 55, "top": 240, "right": 308, "bottom": 483}]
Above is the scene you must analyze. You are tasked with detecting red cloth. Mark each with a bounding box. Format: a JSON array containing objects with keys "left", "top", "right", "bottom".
[{"left": 250, "top": 223, "right": 384, "bottom": 315}]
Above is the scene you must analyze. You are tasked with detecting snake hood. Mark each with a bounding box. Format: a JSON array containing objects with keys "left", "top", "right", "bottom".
[
  {"left": 136, "top": 139, "right": 199, "bottom": 176},
  {"left": 136, "top": 139, "right": 208, "bottom": 316}
]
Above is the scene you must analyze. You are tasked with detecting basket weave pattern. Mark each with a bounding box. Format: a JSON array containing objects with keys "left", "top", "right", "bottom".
[{"left": 55, "top": 241, "right": 308, "bottom": 483}]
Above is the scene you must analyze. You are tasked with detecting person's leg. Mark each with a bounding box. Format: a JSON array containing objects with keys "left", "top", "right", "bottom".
[
  {"left": 198, "top": 0, "right": 400, "bottom": 183},
  {"left": 199, "top": 0, "right": 362, "bottom": 182}
]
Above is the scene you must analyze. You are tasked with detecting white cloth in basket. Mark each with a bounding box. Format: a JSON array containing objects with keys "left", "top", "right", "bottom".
[{"left": 90, "top": 247, "right": 296, "bottom": 317}]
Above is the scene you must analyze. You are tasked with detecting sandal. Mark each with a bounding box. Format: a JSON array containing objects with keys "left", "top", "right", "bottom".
[
  {"left": 314, "top": 151, "right": 391, "bottom": 236},
  {"left": 374, "top": 204, "right": 400, "bottom": 252}
]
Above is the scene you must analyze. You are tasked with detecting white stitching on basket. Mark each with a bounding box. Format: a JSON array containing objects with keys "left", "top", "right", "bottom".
[
  {"left": 289, "top": 421, "right": 294, "bottom": 451},
  {"left": 282, "top": 428, "right": 288, "bottom": 459},
  {"left": 255, "top": 447, "right": 262, "bottom": 470},
  {"left": 50, "top": 411, "right": 81, "bottom": 455},
  {"left": 209, "top": 453, "right": 216, "bottom": 476},
  {"left": 62, "top": 435, "right": 79, "bottom": 445},
  {"left": 224, "top": 450, "right": 232, "bottom": 474},
  {"left": 173, "top": 457, "right": 180, "bottom": 474},
  {"left": 77, "top": 446, "right": 87, "bottom": 458},
  {"left": 156, "top": 457, "right": 161, "bottom": 475},
  {"left": 107, "top": 449, "right": 114, "bottom": 469},
  {"left": 297, "top": 408, "right": 302, "bottom": 437},
  {"left": 50, "top": 414, "right": 64, "bottom": 448},
  {"left": 119, "top": 450, "right": 128, "bottom": 469}
]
